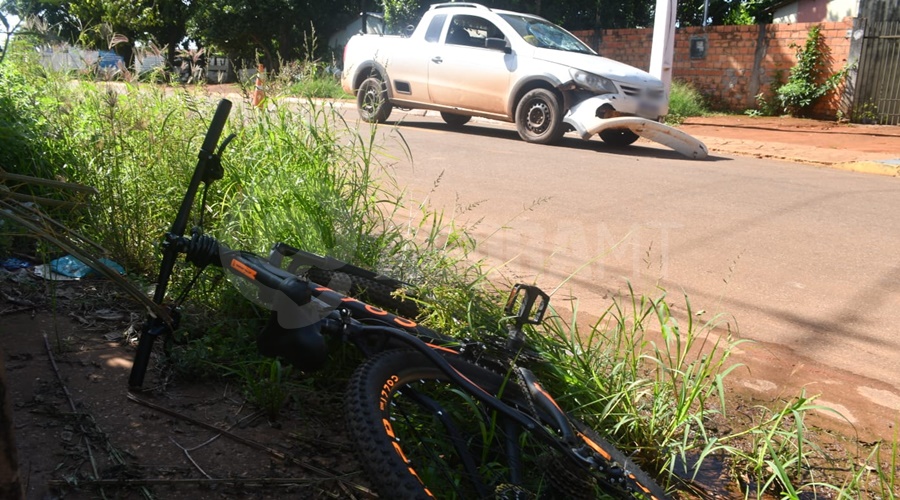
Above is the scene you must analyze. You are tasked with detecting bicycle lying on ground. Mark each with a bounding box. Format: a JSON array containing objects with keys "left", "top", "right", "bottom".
[{"left": 128, "top": 99, "right": 669, "bottom": 499}]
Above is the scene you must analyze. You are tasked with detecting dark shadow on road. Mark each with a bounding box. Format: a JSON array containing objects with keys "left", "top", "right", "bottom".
[{"left": 387, "top": 119, "right": 729, "bottom": 163}]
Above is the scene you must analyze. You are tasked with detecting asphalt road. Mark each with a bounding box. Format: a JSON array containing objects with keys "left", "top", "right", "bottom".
[{"left": 345, "top": 108, "right": 900, "bottom": 440}]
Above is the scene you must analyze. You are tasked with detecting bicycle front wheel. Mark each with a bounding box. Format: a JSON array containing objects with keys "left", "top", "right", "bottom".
[{"left": 345, "top": 349, "right": 668, "bottom": 499}]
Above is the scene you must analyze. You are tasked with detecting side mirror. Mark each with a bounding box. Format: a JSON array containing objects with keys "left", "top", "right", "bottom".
[
  {"left": 485, "top": 37, "right": 511, "bottom": 54},
  {"left": 405, "top": 25, "right": 415, "bottom": 37}
]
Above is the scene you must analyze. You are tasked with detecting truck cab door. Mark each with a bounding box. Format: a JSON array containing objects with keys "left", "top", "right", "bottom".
[
  {"left": 385, "top": 13, "right": 447, "bottom": 104},
  {"left": 427, "top": 14, "right": 513, "bottom": 116}
]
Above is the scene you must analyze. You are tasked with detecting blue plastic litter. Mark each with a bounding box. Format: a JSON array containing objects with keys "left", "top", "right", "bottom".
[
  {"left": 1, "top": 257, "right": 30, "bottom": 270},
  {"left": 49, "top": 255, "right": 126, "bottom": 278}
]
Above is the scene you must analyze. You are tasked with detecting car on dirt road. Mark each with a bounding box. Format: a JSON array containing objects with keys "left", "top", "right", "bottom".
[{"left": 341, "top": 2, "right": 670, "bottom": 148}]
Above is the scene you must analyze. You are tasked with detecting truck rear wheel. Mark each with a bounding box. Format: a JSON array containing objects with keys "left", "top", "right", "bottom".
[
  {"left": 440, "top": 112, "right": 471, "bottom": 127},
  {"left": 357, "top": 77, "right": 393, "bottom": 123},
  {"left": 515, "top": 88, "right": 565, "bottom": 144},
  {"left": 599, "top": 128, "right": 640, "bottom": 146}
]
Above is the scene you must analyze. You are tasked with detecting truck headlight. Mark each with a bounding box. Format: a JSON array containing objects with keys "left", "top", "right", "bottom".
[{"left": 570, "top": 69, "right": 618, "bottom": 95}]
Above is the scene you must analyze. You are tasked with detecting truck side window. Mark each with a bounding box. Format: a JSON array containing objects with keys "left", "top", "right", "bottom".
[
  {"left": 446, "top": 15, "right": 503, "bottom": 48},
  {"left": 424, "top": 14, "right": 447, "bottom": 43}
]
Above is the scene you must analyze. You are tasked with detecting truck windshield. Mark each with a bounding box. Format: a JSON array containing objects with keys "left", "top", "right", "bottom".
[{"left": 498, "top": 14, "right": 595, "bottom": 54}]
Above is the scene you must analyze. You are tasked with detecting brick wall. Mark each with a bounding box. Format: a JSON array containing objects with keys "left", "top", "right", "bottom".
[{"left": 572, "top": 19, "right": 853, "bottom": 118}]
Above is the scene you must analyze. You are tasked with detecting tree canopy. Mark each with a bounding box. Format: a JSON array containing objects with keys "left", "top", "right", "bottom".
[{"left": 2, "top": 0, "right": 779, "bottom": 67}]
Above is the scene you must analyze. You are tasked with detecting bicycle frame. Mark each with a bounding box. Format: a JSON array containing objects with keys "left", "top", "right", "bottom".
[{"left": 244, "top": 247, "right": 615, "bottom": 485}]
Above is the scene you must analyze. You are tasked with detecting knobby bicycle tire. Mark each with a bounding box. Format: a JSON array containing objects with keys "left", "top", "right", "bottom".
[
  {"left": 305, "top": 267, "right": 420, "bottom": 320},
  {"left": 345, "top": 349, "right": 668, "bottom": 499}
]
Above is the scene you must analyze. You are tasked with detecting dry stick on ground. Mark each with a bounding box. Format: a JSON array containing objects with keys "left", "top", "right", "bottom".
[
  {"left": 42, "top": 335, "right": 153, "bottom": 500},
  {"left": 169, "top": 437, "right": 213, "bottom": 480},
  {"left": 127, "top": 393, "right": 374, "bottom": 497},
  {"left": 169, "top": 408, "right": 265, "bottom": 480},
  {"left": 0, "top": 305, "right": 35, "bottom": 317},
  {"left": 43, "top": 334, "right": 102, "bottom": 495},
  {"left": 1, "top": 293, "right": 36, "bottom": 317}
]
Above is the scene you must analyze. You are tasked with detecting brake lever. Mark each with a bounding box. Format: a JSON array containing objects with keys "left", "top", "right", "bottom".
[
  {"left": 201, "top": 133, "right": 237, "bottom": 184},
  {"left": 217, "top": 133, "right": 236, "bottom": 156}
]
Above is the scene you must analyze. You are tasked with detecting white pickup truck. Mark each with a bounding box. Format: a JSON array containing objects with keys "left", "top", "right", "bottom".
[{"left": 341, "top": 3, "right": 706, "bottom": 158}]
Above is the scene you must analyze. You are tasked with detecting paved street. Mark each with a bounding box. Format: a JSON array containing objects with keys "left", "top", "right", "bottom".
[{"left": 348, "top": 109, "right": 900, "bottom": 440}]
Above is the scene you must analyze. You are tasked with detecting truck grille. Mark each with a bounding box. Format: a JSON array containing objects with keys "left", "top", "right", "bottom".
[{"left": 621, "top": 85, "right": 664, "bottom": 101}]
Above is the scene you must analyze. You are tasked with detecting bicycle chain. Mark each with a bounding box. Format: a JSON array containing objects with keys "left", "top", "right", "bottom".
[{"left": 511, "top": 360, "right": 540, "bottom": 422}]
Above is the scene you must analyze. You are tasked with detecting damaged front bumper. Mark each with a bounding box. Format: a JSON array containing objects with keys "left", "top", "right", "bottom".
[{"left": 563, "top": 96, "right": 708, "bottom": 160}]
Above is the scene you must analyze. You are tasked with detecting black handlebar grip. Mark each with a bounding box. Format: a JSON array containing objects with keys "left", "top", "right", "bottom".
[{"left": 200, "top": 99, "right": 233, "bottom": 155}]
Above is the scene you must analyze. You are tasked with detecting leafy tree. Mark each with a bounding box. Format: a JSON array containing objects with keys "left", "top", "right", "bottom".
[
  {"left": 382, "top": 0, "right": 422, "bottom": 33},
  {"left": 3, "top": 0, "right": 191, "bottom": 66},
  {"left": 382, "top": 0, "right": 778, "bottom": 31},
  {"left": 190, "top": 0, "right": 356, "bottom": 69},
  {"left": 1, "top": 6, "right": 11, "bottom": 65},
  {"left": 144, "top": 0, "right": 193, "bottom": 64},
  {"left": 2, "top": 0, "right": 82, "bottom": 44}
]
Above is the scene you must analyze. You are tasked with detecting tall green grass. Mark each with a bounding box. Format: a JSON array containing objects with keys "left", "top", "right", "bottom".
[
  {"left": 529, "top": 287, "right": 899, "bottom": 498},
  {"left": 667, "top": 80, "right": 709, "bottom": 125}
]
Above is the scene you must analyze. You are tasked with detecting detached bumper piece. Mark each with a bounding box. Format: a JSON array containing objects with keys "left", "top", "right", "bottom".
[{"left": 564, "top": 102, "right": 708, "bottom": 160}]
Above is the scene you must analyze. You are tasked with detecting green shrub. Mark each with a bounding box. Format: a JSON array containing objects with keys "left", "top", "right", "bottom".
[
  {"left": 666, "top": 79, "right": 708, "bottom": 124},
  {"left": 776, "top": 25, "right": 850, "bottom": 117}
]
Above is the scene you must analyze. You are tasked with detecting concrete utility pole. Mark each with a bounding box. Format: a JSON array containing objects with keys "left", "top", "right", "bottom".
[{"left": 649, "top": 0, "right": 678, "bottom": 100}]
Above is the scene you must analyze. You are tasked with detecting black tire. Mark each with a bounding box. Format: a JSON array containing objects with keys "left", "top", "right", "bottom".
[
  {"left": 305, "top": 267, "right": 420, "bottom": 319},
  {"left": 440, "top": 112, "right": 472, "bottom": 127},
  {"left": 599, "top": 128, "right": 640, "bottom": 146},
  {"left": 345, "top": 349, "right": 668, "bottom": 499},
  {"left": 515, "top": 88, "right": 565, "bottom": 144},
  {"left": 357, "top": 76, "right": 393, "bottom": 123}
]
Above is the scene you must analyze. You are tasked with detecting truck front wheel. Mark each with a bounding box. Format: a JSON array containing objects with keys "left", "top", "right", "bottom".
[
  {"left": 515, "top": 88, "right": 564, "bottom": 144},
  {"left": 357, "top": 77, "right": 393, "bottom": 123}
]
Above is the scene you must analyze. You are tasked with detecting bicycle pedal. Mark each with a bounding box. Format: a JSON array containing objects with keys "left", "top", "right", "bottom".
[{"left": 504, "top": 284, "right": 549, "bottom": 326}]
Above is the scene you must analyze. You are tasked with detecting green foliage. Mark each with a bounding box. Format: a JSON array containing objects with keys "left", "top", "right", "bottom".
[
  {"left": 535, "top": 288, "right": 744, "bottom": 471},
  {"left": 0, "top": 52, "right": 82, "bottom": 180},
  {"left": 852, "top": 99, "right": 881, "bottom": 124},
  {"left": 277, "top": 28, "right": 349, "bottom": 99},
  {"left": 722, "top": 0, "right": 762, "bottom": 25},
  {"left": 219, "top": 358, "right": 295, "bottom": 420},
  {"left": 745, "top": 69, "right": 784, "bottom": 117},
  {"left": 776, "top": 25, "right": 850, "bottom": 117},
  {"left": 286, "top": 74, "right": 347, "bottom": 99},
  {"left": 1, "top": 8, "right": 9, "bottom": 65},
  {"left": 188, "top": 0, "right": 355, "bottom": 66},
  {"left": 665, "top": 79, "right": 708, "bottom": 125},
  {"left": 383, "top": 0, "right": 423, "bottom": 34}
]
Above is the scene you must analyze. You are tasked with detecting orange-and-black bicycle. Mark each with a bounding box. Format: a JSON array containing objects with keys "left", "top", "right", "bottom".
[{"left": 128, "top": 99, "right": 669, "bottom": 500}]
